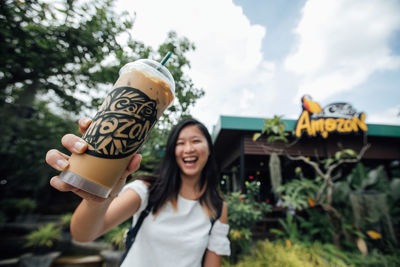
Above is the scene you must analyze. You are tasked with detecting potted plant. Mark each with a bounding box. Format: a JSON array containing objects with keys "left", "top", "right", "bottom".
[{"left": 20, "top": 223, "right": 62, "bottom": 267}]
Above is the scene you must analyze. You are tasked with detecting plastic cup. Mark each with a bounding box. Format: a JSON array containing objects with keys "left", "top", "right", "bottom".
[{"left": 59, "top": 58, "right": 175, "bottom": 198}]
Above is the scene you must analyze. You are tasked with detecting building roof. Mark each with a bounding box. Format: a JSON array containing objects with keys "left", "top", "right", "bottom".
[{"left": 212, "top": 115, "right": 400, "bottom": 142}]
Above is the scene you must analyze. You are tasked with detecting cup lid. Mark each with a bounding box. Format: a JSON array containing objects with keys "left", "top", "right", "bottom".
[{"left": 119, "top": 59, "right": 175, "bottom": 95}]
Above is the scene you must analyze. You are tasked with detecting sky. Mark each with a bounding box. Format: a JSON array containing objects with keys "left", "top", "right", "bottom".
[{"left": 115, "top": 0, "right": 400, "bottom": 129}]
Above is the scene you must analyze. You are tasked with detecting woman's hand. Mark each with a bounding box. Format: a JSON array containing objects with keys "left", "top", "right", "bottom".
[{"left": 46, "top": 117, "right": 142, "bottom": 202}]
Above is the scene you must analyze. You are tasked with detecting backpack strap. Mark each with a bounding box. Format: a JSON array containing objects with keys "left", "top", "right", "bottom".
[{"left": 120, "top": 203, "right": 152, "bottom": 264}]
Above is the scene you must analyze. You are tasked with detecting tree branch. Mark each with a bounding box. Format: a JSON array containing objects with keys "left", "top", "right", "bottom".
[
  {"left": 326, "top": 144, "right": 371, "bottom": 178},
  {"left": 286, "top": 154, "right": 326, "bottom": 178}
]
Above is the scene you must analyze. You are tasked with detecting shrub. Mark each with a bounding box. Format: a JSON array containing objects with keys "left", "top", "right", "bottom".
[
  {"left": 223, "top": 240, "right": 350, "bottom": 267},
  {"left": 225, "top": 181, "right": 272, "bottom": 262},
  {"left": 25, "top": 223, "right": 62, "bottom": 250},
  {"left": 59, "top": 212, "right": 73, "bottom": 230}
]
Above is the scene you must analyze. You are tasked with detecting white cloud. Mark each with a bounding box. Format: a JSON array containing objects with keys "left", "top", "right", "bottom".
[
  {"left": 368, "top": 105, "right": 400, "bottom": 125},
  {"left": 116, "top": 0, "right": 275, "bottom": 128},
  {"left": 285, "top": 0, "right": 400, "bottom": 103},
  {"left": 239, "top": 88, "right": 255, "bottom": 109}
]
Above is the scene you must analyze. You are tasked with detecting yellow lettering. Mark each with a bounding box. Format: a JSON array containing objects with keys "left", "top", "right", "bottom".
[
  {"left": 295, "top": 111, "right": 312, "bottom": 137},
  {"left": 343, "top": 120, "right": 353, "bottom": 132},
  {"left": 295, "top": 109, "right": 367, "bottom": 138},
  {"left": 354, "top": 113, "right": 368, "bottom": 131},
  {"left": 311, "top": 119, "right": 324, "bottom": 136},
  {"left": 325, "top": 118, "right": 337, "bottom": 132},
  {"left": 337, "top": 118, "right": 345, "bottom": 132}
]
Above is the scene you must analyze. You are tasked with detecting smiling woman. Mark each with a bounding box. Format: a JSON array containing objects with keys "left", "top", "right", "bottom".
[
  {"left": 175, "top": 125, "right": 210, "bottom": 182},
  {"left": 46, "top": 117, "right": 230, "bottom": 267}
]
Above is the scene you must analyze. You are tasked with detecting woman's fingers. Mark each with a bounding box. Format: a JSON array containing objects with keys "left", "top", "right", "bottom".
[
  {"left": 50, "top": 176, "right": 74, "bottom": 192},
  {"left": 78, "top": 118, "right": 92, "bottom": 135},
  {"left": 71, "top": 188, "right": 106, "bottom": 202},
  {"left": 46, "top": 149, "right": 70, "bottom": 171},
  {"left": 123, "top": 154, "right": 142, "bottom": 177},
  {"left": 118, "top": 154, "right": 142, "bottom": 182},
  {"left": 50, "top": 176, "right": 105, "bottom": 202},
  {"left": 61, "top": 134, "right": 87, "bottom": 154}
]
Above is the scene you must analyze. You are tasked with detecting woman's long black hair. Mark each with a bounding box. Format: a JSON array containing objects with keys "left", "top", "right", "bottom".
[{"left": 145, "top": 118, "right": 222, "bottom": 218}]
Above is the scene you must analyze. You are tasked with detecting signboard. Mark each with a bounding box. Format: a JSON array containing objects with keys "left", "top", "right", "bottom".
[{"left": 295, "top": 95, "right": 368, "bottom": 139}]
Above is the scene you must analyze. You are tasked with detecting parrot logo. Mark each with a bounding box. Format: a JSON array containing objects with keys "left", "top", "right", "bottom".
[
  {"left": 301, "top": 95, "right": 323, "bottom": 115},
  {"left": 295, "top": 95, "right": 367, "bottom": 138}
]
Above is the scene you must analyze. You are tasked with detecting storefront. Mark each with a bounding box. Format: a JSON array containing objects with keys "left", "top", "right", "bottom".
[{"left": 212, "top": 110, "right": 400, "bottom": 202}]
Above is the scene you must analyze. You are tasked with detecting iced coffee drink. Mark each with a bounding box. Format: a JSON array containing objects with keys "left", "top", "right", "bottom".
[{"left": 59, "top": 59, "right": 175, "bottom": 198}]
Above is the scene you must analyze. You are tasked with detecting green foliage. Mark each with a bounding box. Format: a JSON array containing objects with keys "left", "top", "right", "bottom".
[
  {"left": 223, "top": 240, "right": 351, "bottom": 267},
  {"left": 226, "top": 182, "right": 272, "bottom": 230},
  {"left": 103, "top": 222, "right": 130, "bottom": 251},
  {"left": 227, "top": 192, "right": 262, "bottom": 230},
  {"left": 245, "top": 181, "right": 272, "bottom": 214},
  {"left": 270, "top": 213, "right": 299, "bottom": 241},
  {"left": 59, "top": 213, "right": 73, "bottom": 230},
  {"left": 270, "top": 208, "right": 334, "bottom": 245},
  {"left": 0, "top": 102, "right": 77, "bottom": 211},
  {"left": 229, "top": 228, "right": 253, "bottom": 260},
  {"left": 1, "top": 0, "right": 133, "bottom": 112},
  {"left": 332, "top": 163, "right": 399, "bottom": 250},
  {"left": 335, "top": 149, "right": 359, "bottom": 161},
  {"left": 25, "top": 223, "right": 62, "bottom": 249},
  {"left": 225, "top": 181, "right": 272, "bottom": 262},
  {"left": 297, "top": 208, "right": 334, "bottom": 243},
  {"left": 348, "top": 248, "right": 400, "bottom": 267},
  {"left": 388, "top": 178, "right": 400, "bottom": 225},
  {"left": 345, "top": 163, "right": 389, "bottom": 192},
  {"left": 253, "top": 115, "right": 289, "bottom": 143},
  {"left": 388, "top": 178, "right": 400, "bottom": 202},
  {"left": 333, "top": 163, "right": 397, "bottom": 221},
  {"left": 276, "top": 176, "right": 320, "bottom": 211}
]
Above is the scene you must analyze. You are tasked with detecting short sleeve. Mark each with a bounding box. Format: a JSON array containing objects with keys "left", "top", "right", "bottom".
[
  {"left": 207, "top": 220, "right": 231, "bottom": 256},
  {"left": 120, "top": 180, "right": 149, "bottom": 213}
]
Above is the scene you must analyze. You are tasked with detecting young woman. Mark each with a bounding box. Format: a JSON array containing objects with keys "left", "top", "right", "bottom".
[{"left": 46, "top": 117, "right": 230, "bottom": 266}]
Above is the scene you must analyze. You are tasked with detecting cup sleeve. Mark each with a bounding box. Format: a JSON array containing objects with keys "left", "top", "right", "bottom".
[
  {"left": 120, "top": 180, "right": 149, "bottom": 213},
  {"left": 207, "top": 220, "right": 231, "bottom": 256}
]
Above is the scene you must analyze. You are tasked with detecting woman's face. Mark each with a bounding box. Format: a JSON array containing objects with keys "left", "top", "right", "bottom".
[{"left": 175, "top": 125, "right": 210, "bottom": 180}]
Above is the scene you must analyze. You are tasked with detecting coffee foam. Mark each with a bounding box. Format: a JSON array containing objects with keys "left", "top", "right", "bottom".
[{"left": 119, "top": 60, "right": 175, "bottom": 93}]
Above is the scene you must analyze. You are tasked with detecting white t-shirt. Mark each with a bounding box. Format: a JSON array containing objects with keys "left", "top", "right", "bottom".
[{"left": 120, "top": 180, "right": 230, "bottom": 267}]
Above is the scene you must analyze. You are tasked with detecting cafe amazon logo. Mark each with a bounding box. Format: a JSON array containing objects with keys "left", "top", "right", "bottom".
[
  {"left": 83, "top": 87, "right": 157, "bottom": 159},
  {"left": 295, "top": 95, "right": 368, "bottom": 139}
]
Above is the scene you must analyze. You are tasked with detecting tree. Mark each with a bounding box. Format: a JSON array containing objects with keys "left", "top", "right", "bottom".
[
  {"left": 0, "top": 0, "right": 134, "bottom": 111},
  {"left": 0, "top": 0, "right": 203, "bottom": 119},
  {"left": 0, "top": 0, "right": 203, "bottom": 213}
]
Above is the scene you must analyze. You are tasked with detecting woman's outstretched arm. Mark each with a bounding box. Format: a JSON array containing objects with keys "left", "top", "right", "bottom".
[{"left": 46, "top": 118, "right": 143, "bottom": 242}]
